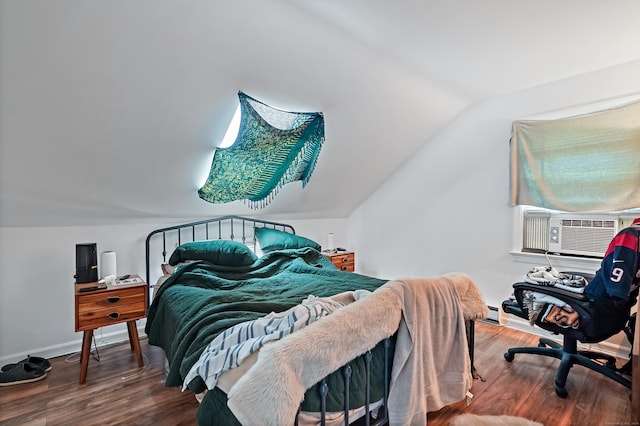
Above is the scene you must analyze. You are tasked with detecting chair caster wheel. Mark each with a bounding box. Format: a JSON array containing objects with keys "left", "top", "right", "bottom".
[
  {"left": 555, "top": 386, "right": 568, "bottom": 398},
  {"left": 504, "top": 352, "right": 514, "bottom": 362}
]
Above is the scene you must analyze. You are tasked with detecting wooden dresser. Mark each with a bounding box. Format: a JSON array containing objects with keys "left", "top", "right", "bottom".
[
  {"left": 323, "top": 251, "right": 355, "bottom": 272},
  {"left": 74, "top": 276, "right": 148, "bottom": 384}
]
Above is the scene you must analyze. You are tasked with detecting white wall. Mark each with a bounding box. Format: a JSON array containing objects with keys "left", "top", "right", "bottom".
[
  {"left": 0, "top": 217, "right": 348, "bottom": 364},
  {"left": 349, "top": 60, "right": 640, "bottom": 310},
  {"left": 0, "top": 222, "right": 155, "bottom": 365},
  {"left": 3, "top": 60, "right": 640, "bottom": 364}
]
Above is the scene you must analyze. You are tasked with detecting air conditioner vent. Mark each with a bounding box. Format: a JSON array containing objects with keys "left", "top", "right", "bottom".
[
  {"left": 522, "top": 214, "right": 550, "bottom": 252},
  {"left": 560, "top": 218, "right": 616, "bottom": 229},
  {"left": 549, "top": 216, "right": 618, "bottom": 257}
]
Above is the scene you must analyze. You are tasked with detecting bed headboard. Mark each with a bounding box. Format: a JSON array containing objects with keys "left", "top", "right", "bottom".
[{"left": 145, "top": 215, "right": 295, "bottom": 285}]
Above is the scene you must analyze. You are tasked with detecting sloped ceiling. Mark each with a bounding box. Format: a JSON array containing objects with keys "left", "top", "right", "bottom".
[{"left": 1, "top": 0, "right": 639, "bottom": 226}]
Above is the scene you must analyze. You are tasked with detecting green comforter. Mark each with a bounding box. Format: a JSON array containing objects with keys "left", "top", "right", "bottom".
[{"left": 145, "top": 248, "right": 392, "bottom": 425}]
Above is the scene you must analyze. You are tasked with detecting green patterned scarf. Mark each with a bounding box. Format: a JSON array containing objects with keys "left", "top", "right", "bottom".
[{"left": 198, "top": 92, "right": 324, "bottom": 208}]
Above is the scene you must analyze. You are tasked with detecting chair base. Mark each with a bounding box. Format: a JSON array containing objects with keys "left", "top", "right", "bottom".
[{"left": 504, "top": 336, "right": 631, "bottom": 398}]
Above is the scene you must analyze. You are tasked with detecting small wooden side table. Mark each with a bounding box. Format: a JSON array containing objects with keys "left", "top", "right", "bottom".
[
  {"left": 323, "top": 251, "right": 355, "bottom": 272},
  {"left": 74, "top": 275, "right": 148, "bottom": 384}
]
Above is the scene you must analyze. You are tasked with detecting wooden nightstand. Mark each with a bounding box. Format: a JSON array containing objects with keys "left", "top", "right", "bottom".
[
  {"left": 323, "top": 251, "right": 355, "bottom": 272},
  {"left": 74, "top": 275, "right": 148, "bottom": 384}
]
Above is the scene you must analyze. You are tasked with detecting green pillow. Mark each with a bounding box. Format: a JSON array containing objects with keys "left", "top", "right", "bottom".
[
  {"left": 168, "top": 240, "right": 257, "bottom": 267},
  {"left": 254, "top": 227, "right": 321, "bottom": 252}
]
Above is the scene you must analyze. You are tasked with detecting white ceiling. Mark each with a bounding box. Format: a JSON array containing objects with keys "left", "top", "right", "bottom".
[
  {"left": 289, "top": 0, "right": 640, "bottom": 98},
  {"left": 1, "top": 0, "right": 640, "bottom": 226}
]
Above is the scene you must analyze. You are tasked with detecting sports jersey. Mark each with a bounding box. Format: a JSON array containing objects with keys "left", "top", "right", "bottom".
[{"left": 583, "top": 218, "right": 640, "bottom": 304}]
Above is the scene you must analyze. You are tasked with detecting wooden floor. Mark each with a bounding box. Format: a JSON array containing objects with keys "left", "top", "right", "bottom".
[{"left": 0, "top": 321, "right": 635, "bottom": 425}]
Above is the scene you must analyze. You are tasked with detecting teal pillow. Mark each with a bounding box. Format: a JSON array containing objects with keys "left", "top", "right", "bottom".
[
  {"left": 254, "top": 227, "right": 321, "bottom": 252},
  {"left": 168, "top": 240, "right": 257, "bottom": 267}
]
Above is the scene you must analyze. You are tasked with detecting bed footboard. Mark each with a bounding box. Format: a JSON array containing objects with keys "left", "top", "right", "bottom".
[
  {"left": 295, "top": 337, "right": 393, "bottom": 426},
  {"left": 298, "top": 320, "right": 476, "bottom": 426}
]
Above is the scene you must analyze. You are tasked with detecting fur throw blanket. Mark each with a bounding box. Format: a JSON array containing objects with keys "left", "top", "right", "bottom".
[
  {"left": 445, "top": 272, "right": 490, "bottom": 321},
  {"left": 227, "top": 285, "right": 403, "bottom": 425},
  {"left": 226, "top": 273, "right": 488, "bottom": 426}
]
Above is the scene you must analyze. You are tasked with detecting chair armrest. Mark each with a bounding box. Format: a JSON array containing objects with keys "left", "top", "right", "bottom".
[
  {"left": 512, "top": 281, "right": 594, "bottom": 322},
  {"left": 512, "top": 281, "right": 591, "bottom": 303}
]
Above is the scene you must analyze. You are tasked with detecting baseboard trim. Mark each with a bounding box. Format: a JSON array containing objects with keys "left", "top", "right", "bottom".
[
  {"left": 0, "top": 320, "right": 148, "bottom": 366},
  {"left": 486, "top": 305, "right": 500, "bottom": 323}
]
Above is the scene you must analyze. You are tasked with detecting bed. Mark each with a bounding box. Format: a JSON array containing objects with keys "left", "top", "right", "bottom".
[{"left": 144, "top": 215, "right": 489, "bottom": 426}]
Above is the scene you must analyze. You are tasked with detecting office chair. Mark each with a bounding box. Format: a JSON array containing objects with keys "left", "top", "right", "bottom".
[
  {"left": 502, "top": 278, "right": 635, "bottom": 398},
  {"left": 502, "top": 219, "right": 640, "bottom": 398}
]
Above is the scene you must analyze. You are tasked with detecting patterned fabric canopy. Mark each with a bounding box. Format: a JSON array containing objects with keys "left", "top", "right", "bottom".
[{"left": 198, "top": 92, "right": 325, "bottom": 208}]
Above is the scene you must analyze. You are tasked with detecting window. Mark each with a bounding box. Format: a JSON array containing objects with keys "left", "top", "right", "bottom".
[
  {"left": 219, "top": 105, "right": 241, "bottom": 148},
  {"left": 510, "top": 100, "right": 640, "bottom": 212},
  {"left": 510, "top": 97, "right": 640, "bottom": 267}
]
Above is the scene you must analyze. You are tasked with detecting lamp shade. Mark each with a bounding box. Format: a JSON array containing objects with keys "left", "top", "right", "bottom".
[
  {"left": 327, "top": 233, "right": 335, "bottom": 251},
  {"left": 100, "top": 251, "right": 117, "bottom": 279}
]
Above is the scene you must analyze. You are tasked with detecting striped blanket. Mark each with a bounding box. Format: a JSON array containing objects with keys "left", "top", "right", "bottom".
[{"left": 182, "top": 294, "right": 357, "bottom": 391}]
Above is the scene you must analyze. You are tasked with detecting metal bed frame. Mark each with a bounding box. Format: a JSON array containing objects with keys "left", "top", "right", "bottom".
[
  {"left": 145, "top": 215, "right": 392, "bottom": 426},
  {"left": 145, "top": 215, "right": 295, "bottom": 285}
]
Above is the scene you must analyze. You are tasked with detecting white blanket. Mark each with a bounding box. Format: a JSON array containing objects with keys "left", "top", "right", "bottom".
[{"left": 386, "top": 275, "right": 474, "bottom": 425}]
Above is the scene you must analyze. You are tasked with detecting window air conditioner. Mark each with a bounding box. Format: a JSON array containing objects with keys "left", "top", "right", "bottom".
[{"left": 548, "top": 216, "right": 618, "bottom": 257}]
